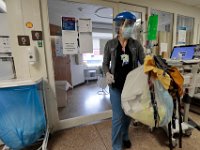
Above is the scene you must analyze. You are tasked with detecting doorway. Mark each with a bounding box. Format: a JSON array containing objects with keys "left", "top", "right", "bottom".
[
  {"left": 46, "top": 0, "right": 147, "bottom": 129},
  {"left": 48, "top": 0, "right": 113, "bottom": 120}
]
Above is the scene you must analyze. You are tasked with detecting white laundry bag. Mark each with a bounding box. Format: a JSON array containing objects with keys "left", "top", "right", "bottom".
[{"left": 121, "top": 66, "right": 173, "bottom": 127}]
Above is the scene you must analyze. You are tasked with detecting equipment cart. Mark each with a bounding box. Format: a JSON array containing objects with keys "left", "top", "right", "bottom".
[{"left": 165, "top": 59, "right": 200, "bottom": 148}]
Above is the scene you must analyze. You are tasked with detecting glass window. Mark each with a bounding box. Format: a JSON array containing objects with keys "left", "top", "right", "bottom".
[
  {"left": 48, "top": 0, "right": 113, "bottom": 120},
  {"left": 48, "top": 0, "right": 113, "bottom": 67},
  {"left": 151, "top": 9, "right": 174, "bottom": 58},
  {"left": 176, "top": 15, "right": 194, "bottom": 45},
  {"left": 82, "top": 32, "right": 112, "bottom": 67}
]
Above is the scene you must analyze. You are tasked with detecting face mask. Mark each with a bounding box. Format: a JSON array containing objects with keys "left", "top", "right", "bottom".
[{"left": 122, "top": 26, "right": 133, "bottom": 39}]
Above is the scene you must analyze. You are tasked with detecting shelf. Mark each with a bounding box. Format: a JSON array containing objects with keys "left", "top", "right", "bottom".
[{"left": 84, "top": 68, "right": 97, "bottom": 81}]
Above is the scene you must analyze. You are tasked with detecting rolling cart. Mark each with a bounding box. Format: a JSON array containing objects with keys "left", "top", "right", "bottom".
[{"left": 164, "top": 59, "right": 200, "bottom": 148}]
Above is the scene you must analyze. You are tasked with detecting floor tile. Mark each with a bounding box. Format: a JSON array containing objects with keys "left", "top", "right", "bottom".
[
  {"left": 57, "top": 81, "right": 111, "bottom": 120},
  {"left": 48, "top": 112, "right": 200, "bottom": 150}
]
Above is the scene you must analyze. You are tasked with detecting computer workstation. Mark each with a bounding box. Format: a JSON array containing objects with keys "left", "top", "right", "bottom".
[
  {"left": 167, "top": 45, "right": 200, "bottom": 63},
  {"left": 166, "top": 44, "right": 200, "bottom": 115},
  {"left": 164, "top": 44, "right": 200, "bottom": 140}
]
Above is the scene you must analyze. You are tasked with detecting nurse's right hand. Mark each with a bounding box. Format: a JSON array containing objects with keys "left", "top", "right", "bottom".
[{"left": 106, "top": 72, "right": 115, "bottom": 85}]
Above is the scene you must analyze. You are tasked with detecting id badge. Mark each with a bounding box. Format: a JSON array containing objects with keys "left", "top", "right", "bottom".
[{"left": 121, "top": 54, "right": 129, "bottom": 66}]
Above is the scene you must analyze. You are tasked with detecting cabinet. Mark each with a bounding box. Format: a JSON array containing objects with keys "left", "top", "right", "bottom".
[{"left": 84, "top": 68, "right": 97, "bottom": 82}]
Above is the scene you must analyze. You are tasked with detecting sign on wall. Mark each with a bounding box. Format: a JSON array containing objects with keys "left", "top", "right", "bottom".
[
  {"left": 31, "top": 31, "right": 42, "bottom": 40},
  {"left": 78, "top": 18, "right": 93, "bottom": 53},
  {"left": 61, "top": 17, "right": 93, "bottom": 54},
  {"left": 62, "top": 30, "right": 78, "bottom": 54},
  {"left": 78, "top": 18, "right": 92, "bottom": 32},
  {"left": 62, "top": 17, "right": 76, "bottom": 31},
  {"left": 0, "top": 36, "right": 11, "bottom": 53},
  {"left": 55, "top": 36, "right": 63, "bottom": 56},
  {"left": 178, "top": 26, "right": 187, "bottom": 44},
  {"left": 17, "top": 35, "right": 30, "bottom": 46}
]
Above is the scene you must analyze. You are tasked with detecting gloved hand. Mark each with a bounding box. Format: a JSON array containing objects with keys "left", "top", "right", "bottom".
[{"left": 106, "top": 72, "right": 115, "bottom": 85}]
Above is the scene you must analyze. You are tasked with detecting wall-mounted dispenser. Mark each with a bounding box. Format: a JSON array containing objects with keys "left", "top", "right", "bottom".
[{"left": 27, "top": 47, "right": 38, "bottom": 65}]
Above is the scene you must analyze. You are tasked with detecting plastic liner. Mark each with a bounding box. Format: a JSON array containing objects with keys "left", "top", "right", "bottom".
[
  {"left": 122, "top": 66, "right": 173, "bottom": 127},
  {"left": 0, "top": 84, "right": 46, "bottom": 149}
]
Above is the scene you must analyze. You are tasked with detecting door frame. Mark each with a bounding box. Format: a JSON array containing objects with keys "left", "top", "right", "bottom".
[
  {"left": 41, "top": 0, "right": 148, "bottom": 131},
  {"left": 40, "top": 0, "right": 117, "bottom": 131},
  {"left": 118, "top": 3, "right": 146, "bottom": 23}
]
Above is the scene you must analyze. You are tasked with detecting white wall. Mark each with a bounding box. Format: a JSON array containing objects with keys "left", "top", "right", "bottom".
[
  {"left": 113, "top": 0, "right": 200, "bottom": 17},
  {"left": 6, "top": 0, "right": 47, "bottom": 80},
  {"left": 0, "top": 13, "right": 9, "bottom": 36},
  {"left": 70, "top": 55, "right": 85, "bottom": 86}
]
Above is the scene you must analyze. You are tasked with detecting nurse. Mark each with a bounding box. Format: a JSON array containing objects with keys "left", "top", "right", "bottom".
[{"left": 102, "top": 11, "right": 145, "bottom": 150}]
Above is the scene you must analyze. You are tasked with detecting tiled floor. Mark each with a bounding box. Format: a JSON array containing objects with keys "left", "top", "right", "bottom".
[
  {"left": 58, "top": 81, "right": 111, "bottom": 120},
  {"left": 1, "top": 82, "right": 200, "bottom": 150},
  {"left": 0, "top": 113, "right": 199, "bottom": 150},
  {"left": 47, "top": 112, "right": 200, "bottom": 150}
]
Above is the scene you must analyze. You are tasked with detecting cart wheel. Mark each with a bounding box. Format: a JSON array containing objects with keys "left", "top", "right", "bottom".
[
  {"left": 132, "top": 120, "right": 139, "bottom": 126},
  {"left": 48, "top": 133, "right": 52, "bottom": 140},
  {"left": 172, "top": 139, "right": 178, "bottom": 148},
  {"left": 185, "top": 129, "right": 192, "bottom": 137},
  {"left": 149, "top": 127, "right": 154, "bottom": 133}
]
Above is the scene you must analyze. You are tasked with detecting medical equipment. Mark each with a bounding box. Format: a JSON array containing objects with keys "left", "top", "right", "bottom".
[
  {"left": 122, "top": 52, "right": 200, "bottom": 149},
  {"left": 147, "top": 56, "right": 199, "bottom": 149},
  {"left": 165, "top": 57, "right": 200, "bottom": 148}
]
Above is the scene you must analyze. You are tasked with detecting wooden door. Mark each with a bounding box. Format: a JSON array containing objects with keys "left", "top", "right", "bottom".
[{"left": 51, "top": 36, "right": 72, "bottom": 84}]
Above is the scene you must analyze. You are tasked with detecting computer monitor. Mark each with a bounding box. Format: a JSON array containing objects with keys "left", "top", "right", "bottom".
[{"left": 170, "top": 45, "right": 196, "bottom": 60}]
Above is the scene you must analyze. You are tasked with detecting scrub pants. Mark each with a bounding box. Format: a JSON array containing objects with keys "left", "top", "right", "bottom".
[{"left": 109, "top": 87, "right": 131, "bottom": 150}]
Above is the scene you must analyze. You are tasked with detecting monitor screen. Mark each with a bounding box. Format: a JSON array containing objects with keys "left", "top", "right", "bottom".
[{"left": 170, "top": 45, "right": 196, "bottom": 60}]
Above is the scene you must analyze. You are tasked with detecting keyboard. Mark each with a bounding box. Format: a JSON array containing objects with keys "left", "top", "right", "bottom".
[
  {"left": 166, "top": 59, "right": 200, "bottom": 64},
  {"left": 182, "top": 59, "right": 200, "bottom": 64}
]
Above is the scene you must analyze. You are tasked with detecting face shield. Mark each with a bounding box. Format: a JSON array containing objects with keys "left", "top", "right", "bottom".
[
  {"left": 114, "top": 11, "right": 136, "bottom": 39},
  {"left": 120, "top": 19, "right": 135, "bottom": 39},
  {"left": 115, "top": 19, "right": 135, "bottom": 32}
]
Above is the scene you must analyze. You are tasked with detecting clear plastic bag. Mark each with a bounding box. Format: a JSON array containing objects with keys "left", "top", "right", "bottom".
[
  {"left": 0, "top": 84, "right": 46, "bottom": 149},
  {"left": 121, "top": 66, "right": 173, "bottom": 127}
]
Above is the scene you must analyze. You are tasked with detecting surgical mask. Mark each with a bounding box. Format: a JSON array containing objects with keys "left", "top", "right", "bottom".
[{"left": 122, "top": 26, "right": 133, "bottom": 39}]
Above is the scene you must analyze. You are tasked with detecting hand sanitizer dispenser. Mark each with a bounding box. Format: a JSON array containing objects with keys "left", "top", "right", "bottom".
[{"left": 28, "top": 47, "right": 37, "bottom": 65}]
